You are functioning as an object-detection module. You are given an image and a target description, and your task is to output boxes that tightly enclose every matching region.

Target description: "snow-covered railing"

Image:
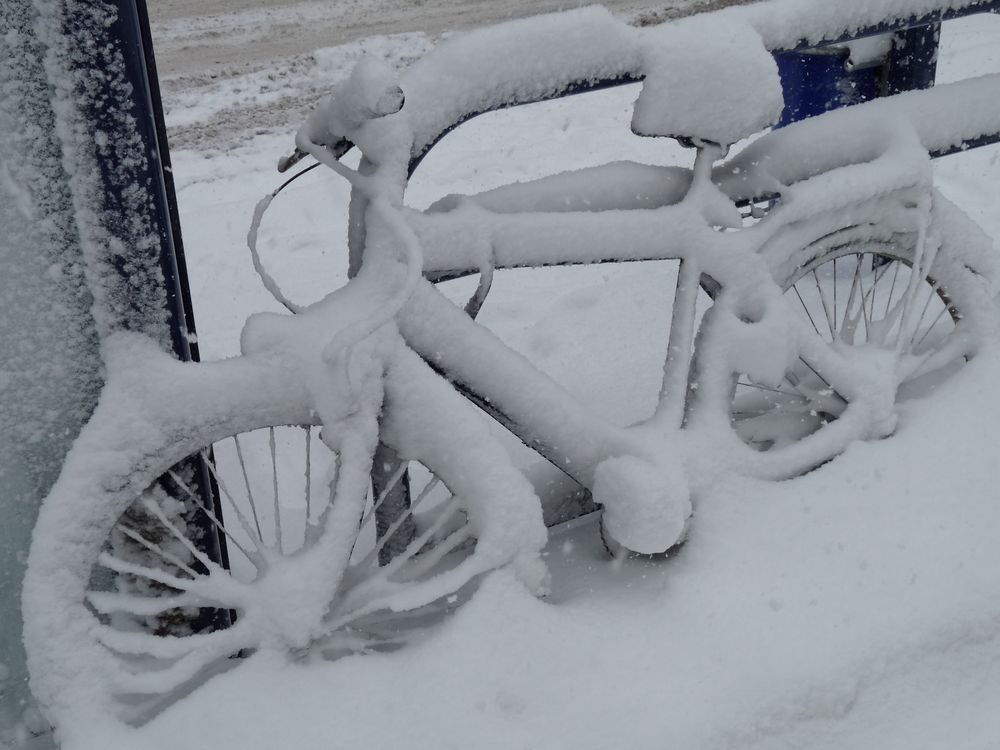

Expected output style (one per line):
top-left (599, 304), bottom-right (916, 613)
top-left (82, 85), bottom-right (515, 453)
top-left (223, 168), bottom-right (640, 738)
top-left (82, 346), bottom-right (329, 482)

top-left (744, 0), bottom-right (999, 50)
top-left (277, 1), bottom-right (999, 187)
top-left (396, 0), bottom-right (999, 172)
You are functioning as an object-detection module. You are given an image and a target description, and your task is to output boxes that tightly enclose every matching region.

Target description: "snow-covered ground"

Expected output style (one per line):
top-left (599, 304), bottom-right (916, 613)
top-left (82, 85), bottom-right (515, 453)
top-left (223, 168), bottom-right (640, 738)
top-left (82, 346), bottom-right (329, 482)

top-left (130, 6), bottom-right (1000, 748)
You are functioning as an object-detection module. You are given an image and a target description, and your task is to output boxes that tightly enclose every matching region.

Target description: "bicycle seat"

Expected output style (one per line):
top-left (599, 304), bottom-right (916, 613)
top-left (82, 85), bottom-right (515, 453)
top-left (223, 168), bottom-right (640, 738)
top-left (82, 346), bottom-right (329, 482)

top-left (631, 16), bottom-right (783, 147)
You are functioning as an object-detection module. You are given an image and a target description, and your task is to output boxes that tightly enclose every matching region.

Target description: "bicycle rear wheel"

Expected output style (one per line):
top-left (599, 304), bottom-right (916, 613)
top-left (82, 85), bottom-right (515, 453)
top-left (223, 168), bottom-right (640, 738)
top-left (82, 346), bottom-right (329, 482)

top-left (731, 191), bottom-right (997, 453)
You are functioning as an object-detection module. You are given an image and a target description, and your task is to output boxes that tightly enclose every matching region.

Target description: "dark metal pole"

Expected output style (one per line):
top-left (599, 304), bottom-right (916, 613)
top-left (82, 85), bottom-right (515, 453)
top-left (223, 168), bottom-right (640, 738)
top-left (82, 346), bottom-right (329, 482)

top-left (885, 22), bottom-right (941, 95)
top-left (73, 0), bottom-right (231, 604)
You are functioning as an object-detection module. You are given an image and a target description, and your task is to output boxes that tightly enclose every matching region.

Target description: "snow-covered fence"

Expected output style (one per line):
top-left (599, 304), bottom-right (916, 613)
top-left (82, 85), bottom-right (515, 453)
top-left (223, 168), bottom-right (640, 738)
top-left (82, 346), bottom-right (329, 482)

top-left (402, 1), bottom-right (1000, 175)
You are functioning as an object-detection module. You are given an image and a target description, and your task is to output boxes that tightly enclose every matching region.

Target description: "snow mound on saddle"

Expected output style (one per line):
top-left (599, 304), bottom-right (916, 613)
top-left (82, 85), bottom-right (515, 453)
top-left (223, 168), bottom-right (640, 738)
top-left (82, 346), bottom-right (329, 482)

top-left (632, 16), bottom-right (782, 145)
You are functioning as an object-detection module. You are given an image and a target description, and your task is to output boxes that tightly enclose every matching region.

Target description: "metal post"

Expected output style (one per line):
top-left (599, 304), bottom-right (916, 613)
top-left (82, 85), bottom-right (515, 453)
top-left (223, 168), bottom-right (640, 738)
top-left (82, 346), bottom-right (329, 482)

top-left (1, 1), bottom-right (229, 743)
top-left (69, 0), bottom-right (231, 619)
top-left (885, 22), bottom-right (941, 95)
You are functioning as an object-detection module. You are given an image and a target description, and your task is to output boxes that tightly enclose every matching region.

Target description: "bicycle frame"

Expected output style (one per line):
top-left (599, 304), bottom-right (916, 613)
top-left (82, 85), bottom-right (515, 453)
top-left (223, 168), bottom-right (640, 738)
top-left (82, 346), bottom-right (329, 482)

top-left (394, 134), bottom-right (927, 486)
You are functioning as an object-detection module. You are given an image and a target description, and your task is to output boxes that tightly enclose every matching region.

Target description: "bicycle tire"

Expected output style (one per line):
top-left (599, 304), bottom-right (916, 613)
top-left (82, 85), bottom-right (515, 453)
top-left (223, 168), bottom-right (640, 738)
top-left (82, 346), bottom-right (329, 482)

top-left (731, 189), bottom-right (997, 456)
top-left (23, 334), bottom-right (546, 741)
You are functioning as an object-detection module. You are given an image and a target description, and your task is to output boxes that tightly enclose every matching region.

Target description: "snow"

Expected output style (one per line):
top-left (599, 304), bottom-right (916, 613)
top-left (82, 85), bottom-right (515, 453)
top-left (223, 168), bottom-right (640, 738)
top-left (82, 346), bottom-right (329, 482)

top-left (116, 340), bottom-right (1000, 750)
top-left (632, 15), bottom-right (784, 144)
top-left (13, 2), bottom-right (1000, 748)
top-left (297, 57), bottom-right (404, 151)
top-left (733, 0), bottom-right (1000, 50)
top-left (0, 5), bottom-right (103, 744)
top-left (32, 0), bottom-right (174, 345)
top-left (400, 6), bottom-right (641, 158)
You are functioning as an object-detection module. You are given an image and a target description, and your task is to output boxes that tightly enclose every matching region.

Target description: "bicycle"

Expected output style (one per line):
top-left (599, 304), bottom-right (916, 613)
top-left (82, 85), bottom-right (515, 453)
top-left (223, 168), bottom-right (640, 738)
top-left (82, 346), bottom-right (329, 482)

top-left (22, 6), bottom-right (1000, 745)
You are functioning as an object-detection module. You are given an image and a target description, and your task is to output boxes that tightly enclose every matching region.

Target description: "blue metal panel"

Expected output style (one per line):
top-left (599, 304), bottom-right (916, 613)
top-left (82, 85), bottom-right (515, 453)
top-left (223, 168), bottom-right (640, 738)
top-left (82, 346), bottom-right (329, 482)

top-left (774, 48), bottom-right (881, 126)
top-left (885, 22), bottom-right (941, 95)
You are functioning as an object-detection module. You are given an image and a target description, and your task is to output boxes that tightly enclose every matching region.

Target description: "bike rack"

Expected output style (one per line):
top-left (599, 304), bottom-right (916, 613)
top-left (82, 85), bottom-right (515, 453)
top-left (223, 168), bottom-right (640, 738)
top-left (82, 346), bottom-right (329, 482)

top-left (408, 1), bottom-right (1000, 176)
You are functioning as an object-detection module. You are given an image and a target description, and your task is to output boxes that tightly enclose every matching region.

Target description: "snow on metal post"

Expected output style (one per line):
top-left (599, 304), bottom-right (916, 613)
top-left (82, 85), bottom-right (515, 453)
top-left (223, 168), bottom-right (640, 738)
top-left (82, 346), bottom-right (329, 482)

top-left (0, 5), bottom-right (102, 743)
top-left (774, 21), bottom-right (941, 129)
top-left (0, 0), bottom-right (226, 743)
top-left (54, 0), bottom-right (232, 615)
top-left (103, 0), bottom-right (233, 627)
top-left (885, 21), bottom-right (941, 95)
top-left (774, 46), bottom-right (882, 126)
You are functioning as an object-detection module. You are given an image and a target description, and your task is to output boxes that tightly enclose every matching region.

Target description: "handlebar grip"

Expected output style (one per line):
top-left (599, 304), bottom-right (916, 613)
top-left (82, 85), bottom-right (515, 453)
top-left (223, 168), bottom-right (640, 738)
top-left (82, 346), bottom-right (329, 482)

top-left (277, 139), bottom-right (354, 174)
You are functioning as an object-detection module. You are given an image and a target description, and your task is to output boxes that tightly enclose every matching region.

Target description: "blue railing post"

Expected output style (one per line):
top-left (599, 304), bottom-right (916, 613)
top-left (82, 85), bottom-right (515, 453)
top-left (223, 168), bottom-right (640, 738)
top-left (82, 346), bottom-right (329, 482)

top-left (885, 22), bottom-right (941, 95)
top-left (774, 47), bottom-right (881, 126)
top-left (774, 20), bottom-right (942, 129)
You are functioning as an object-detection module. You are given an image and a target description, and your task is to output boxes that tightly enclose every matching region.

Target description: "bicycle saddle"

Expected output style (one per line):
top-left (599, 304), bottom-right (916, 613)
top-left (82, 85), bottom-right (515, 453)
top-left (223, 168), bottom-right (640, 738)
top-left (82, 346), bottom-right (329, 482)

top-left (631, 16), bottom-right (783, 147)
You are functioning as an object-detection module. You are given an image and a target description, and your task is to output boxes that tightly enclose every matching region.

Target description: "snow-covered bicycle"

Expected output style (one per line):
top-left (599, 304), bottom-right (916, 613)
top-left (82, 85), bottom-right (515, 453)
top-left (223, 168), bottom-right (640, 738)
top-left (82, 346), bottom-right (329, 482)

top-left (22, 6), bottom-right (1000, 745)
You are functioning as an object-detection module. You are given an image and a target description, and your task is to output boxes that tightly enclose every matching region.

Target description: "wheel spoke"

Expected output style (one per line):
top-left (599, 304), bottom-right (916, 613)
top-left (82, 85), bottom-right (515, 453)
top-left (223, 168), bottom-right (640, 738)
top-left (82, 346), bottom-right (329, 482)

top-left (270, 427), bottom-right (283, 553)
top-left (114, 522), bottom-right (201, 579)
top-left (231, 435), bottom-right (264, 541)
top-left (858, 255), bottom-right (872, 341)
top-left (909, 282), bottom-right (943, 350)
top-left (166, 469), bottom-right (257, 565)
top-left (793, 284), bottom-right (822, 337)
top-left (393, 524), bottom-right (473, 583)
top-left (360, 461), bottom-right (408, 532)
top-left (867, 254), bottom-right (891, 325)
top-left (840, 253), bottom-right (865, 342)
top-left (98, 552), bottom-right (195, 591)
top-left (913, 304), bottom-right (950, 350)
top-left (369, 494), bottom-right (461, 582)
top-left (883, 260), bottom-right (902, 319)
top-left (861, 257), bottom-right (896, 345)
top-left (832, 256), bottom-right (838, 335)
top-left (812, 268), bottom-right (836, 339)
top-left (796, 356), bottom-right (844, 403)
top-left (736, 380), bottom-right (803, 398)
top-left (140, 496), bottom-right (221, 574)
top-left (201, 450), bottom-right (268, 556)
top-left (88, 590), bottom-right (200, 617)
top-left (304, 427), bottom-right (313, 523)
top-left (362, 479), bottom-right (444, 569)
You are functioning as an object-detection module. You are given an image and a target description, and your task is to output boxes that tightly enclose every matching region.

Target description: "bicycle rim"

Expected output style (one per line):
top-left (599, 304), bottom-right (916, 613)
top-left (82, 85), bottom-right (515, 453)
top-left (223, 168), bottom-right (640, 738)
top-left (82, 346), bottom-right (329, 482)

top-left (731, 204), bottom-right (992, 452)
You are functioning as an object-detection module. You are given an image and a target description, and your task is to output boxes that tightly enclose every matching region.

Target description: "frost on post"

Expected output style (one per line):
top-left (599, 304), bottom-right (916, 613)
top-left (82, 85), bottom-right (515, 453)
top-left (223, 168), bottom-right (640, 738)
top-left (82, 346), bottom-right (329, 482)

top-left (3, 0), bottom-right (193, 742)
top-left (34, 0), bottom-right (173, 344)
top-left (0, 2), bottom-right (101, 743)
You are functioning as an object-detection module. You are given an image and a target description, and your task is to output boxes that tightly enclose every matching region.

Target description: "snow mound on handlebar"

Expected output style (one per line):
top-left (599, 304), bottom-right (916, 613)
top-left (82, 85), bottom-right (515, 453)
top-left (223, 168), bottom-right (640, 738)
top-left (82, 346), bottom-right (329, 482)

top-left (299, 57), bottom-right (404, 149)
top-left (632, 16), bottom-right (783, 145)
top-left (400, 6), bottom-right (639, 156)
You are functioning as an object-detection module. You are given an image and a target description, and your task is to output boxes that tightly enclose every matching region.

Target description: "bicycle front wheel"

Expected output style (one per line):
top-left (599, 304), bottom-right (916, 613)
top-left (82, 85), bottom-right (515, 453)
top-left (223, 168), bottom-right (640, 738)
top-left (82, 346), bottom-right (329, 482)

top-left (23, 335), bottom-right (545, 741)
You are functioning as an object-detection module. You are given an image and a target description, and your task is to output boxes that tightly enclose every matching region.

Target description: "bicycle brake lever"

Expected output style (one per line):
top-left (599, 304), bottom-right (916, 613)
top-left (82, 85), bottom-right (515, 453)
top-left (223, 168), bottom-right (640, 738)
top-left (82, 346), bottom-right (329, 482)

top-left (277, 148), bottom-right (306, 173)
top-left (277, 139), bottom-right (355, 174)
